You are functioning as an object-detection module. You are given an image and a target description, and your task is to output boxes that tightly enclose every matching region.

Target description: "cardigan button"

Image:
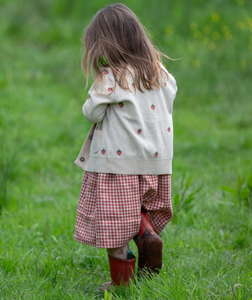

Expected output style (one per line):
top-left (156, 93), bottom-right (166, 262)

top-left (80, 157), bottom-right (85, 162)
top-left (89, 135), bottom-right (93, 140)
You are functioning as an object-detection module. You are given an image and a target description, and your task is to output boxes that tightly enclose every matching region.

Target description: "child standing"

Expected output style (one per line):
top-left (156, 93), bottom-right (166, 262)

top-left (74, 3), bottom-right (177, 287)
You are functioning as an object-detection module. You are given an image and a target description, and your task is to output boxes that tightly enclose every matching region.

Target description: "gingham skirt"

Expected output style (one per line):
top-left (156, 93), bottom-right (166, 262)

top-left (74, 172), bottom-right (172, 248)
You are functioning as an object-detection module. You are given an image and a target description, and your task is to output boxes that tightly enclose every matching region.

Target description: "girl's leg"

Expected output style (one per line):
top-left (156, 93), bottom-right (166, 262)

top-left (104, 243), bottom-right (135, 287)
top-left (107, 243), bottom-right (129, 259)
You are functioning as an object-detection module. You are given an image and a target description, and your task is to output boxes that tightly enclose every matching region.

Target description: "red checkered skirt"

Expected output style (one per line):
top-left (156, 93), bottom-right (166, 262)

top-left (74, 172), bottom-right (172, 248)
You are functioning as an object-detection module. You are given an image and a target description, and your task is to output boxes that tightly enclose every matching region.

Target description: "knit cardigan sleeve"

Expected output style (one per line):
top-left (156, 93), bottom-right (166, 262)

top-left (82, 70), bottom-right (115, 123)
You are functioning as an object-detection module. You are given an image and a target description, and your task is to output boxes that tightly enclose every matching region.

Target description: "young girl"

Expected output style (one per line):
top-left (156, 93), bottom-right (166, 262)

top-left (74, 3), bottom-right (177, 287)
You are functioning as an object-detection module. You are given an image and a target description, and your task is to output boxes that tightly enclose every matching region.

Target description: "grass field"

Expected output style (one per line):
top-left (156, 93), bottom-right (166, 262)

top-left (0, 0), bottom-right (252, 299)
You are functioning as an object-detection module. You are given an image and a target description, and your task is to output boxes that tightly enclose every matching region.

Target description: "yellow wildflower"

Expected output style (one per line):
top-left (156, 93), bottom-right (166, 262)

top-left (211, 13), bottom-right (220, 23)
top-left (212, 32), bottom-right (220, 40)
top-left (194, 31), bottom-right (202, 39)
top-left (247, 18), bottom-right (252, 26)
top-left (202, 37), bottom-right (209, 45)
top-left (203, 26), bottom-right (211, 34)
top-left (222, 26), bottom-right (230, 33)
top-left (193, 60), bottom-right (201, 67)
top-left (190, 23), bottom-right (198, 31)
top-left (225, 33), bottom-right (232, 40)
top-left (209, 43), bottom-right (216, 50)
top-left (236, 21), bottom-right (244, 29)
top-left (165, 25), bottom-right (174, 36)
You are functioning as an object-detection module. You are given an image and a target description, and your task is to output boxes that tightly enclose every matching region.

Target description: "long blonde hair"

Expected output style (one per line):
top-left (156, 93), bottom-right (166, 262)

top-left (82, 3), bottom-right (170, 92)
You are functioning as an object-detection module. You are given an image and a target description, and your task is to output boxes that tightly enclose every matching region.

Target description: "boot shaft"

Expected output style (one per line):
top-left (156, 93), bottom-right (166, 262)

top-left (108, 254), bottom-right (135, 286)
top-left (138, 211), bottom-right (156, 237)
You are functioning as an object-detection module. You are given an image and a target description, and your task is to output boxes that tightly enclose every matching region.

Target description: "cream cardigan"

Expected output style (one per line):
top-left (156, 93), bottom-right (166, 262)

top-left (75, 65), bottom-right (177, 175)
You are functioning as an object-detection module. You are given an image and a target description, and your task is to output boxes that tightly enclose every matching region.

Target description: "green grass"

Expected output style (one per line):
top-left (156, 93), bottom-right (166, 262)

top-left (0, 0), bottom-right (252, 299)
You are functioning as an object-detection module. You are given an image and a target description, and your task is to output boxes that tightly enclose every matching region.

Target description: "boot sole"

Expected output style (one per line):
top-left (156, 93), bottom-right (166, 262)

top-left (138, 235), bottom-right (162, 274)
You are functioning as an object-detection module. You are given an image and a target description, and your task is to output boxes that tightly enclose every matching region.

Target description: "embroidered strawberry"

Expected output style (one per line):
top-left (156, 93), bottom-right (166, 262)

top-left (132, 83), bottom-right (135, 88)
top-left (119, 102), bottom-right (124, 108)
top-left (117, 149), bottom-right (122, 156)
top-left (88, 95), bottom-right (91, 99)
top-left (103, 69), bottom-right (109, 75)
top-left (154, 152), bottom-right (159, 158)
top-left (108, 87), bottom-right (113, 91)
top-left (164, 82), bottom-right (167, 87)
top-left (101, 149), bottom-right (106, 155)
top-left (137, 128), bottom-right (142, 134)
top-left (167, 127), bottom-right (171, 132)
top-left (151, 104), bottom-right (155, 110)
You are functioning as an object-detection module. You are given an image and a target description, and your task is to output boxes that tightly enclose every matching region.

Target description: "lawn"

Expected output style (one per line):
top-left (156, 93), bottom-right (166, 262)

top-left (0, 0), bottom-right (252, 299)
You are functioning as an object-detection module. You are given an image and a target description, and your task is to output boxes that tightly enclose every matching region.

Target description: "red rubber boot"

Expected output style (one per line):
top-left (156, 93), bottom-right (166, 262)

top-left (134, 211), bottom-right (162, 275)
top-left (102, 255), bottom-right (136, 290)
top-left (109, 255), bottom-right (135, 285)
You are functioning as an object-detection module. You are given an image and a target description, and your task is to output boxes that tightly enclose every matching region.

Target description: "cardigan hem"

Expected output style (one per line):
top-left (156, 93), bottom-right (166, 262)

top-left (75, 155), bottom-right (172, 175)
